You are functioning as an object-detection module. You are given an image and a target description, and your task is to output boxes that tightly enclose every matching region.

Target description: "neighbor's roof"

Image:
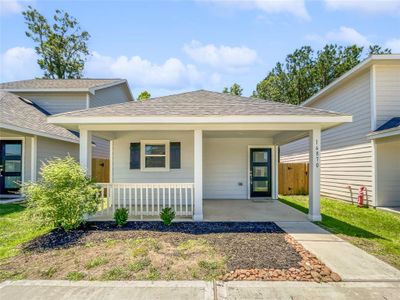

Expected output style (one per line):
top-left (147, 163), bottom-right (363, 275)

top-left (0, 91), bottom-right (79, 143)
top-left (0, 78), bottom-right (131, 95)
top-left (302, 54), bottom-right (400, 107)
top-left (50, 90), bottom-right (347, 118)
top-left (368, 117), bottom-right (400, 139)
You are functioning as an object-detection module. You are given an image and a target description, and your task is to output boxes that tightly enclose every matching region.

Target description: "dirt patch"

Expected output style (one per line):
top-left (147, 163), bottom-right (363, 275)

top-left (0, 222), bottom-right (339, 282)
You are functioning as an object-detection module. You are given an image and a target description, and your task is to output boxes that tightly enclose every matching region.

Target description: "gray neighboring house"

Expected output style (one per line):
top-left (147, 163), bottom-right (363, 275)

top-left (0, 79), bottom-right (133, 195)
top-left (281, 55), bottom-right (400, 208)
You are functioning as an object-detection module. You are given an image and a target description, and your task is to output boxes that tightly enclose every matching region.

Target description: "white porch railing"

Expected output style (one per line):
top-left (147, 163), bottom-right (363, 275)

top-left (96, 183), bottom-right (194, 219)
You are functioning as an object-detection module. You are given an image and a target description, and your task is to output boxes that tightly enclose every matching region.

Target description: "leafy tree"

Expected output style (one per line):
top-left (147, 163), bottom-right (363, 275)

top-left (22, 6), bottom-right (90, 79)
top-left (368, 45), bottom-right (391, 55)
top-left (222, 83), bottom-right (243, 96)
top-left (254, 44), bottom-right (391, 104)
top-left (137, 90), bottom-right (151, 101)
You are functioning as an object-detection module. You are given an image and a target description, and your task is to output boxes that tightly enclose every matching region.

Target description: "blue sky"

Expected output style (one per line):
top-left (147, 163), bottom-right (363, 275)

top-left (1, 0), bottom-right (399, 98)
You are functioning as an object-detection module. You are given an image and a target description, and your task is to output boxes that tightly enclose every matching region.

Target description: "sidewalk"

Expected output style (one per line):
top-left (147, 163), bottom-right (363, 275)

top-left (1, 280), bottom-right (400, 300)
top-left (276, 221), bottom-right (400, 281)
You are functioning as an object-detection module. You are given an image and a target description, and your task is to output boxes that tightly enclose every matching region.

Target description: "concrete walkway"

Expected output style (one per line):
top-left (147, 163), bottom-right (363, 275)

top-left (1, 280), bottom-right (400, 300)
top-left (276, 221), bottom-right (400, 281)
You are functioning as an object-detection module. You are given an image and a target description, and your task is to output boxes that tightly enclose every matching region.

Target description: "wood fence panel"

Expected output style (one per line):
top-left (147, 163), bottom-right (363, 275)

top-left (92, 158), bottom-right (110, 183)
top-left (278, 163), bottom-right (309, 195)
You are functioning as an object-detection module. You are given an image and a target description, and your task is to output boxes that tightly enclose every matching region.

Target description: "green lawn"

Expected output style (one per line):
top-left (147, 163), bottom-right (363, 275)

top-left (0, 203), bottom-right (51, 260)
top-left (280, 195), bottom-right (400, 269)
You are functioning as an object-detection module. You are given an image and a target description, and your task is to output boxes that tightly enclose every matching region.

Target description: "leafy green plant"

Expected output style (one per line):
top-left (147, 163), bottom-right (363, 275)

top-left (160, 207), bottom-right (175, 226)
top-left (22, 156), bottom-right (100, 230)
top-left (114, 208), bottom-right (129, 227)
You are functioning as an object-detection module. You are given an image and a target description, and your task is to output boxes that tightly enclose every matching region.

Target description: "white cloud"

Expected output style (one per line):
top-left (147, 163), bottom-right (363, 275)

top-left (183, 40), bottom-right (258, 72)
top-left (0, 46), bottom-right (40, 81)
top-left (86, 52), bottom-right (205, 90)
top-left (0, 0), bottom-right (31, 16)
top-left (200, 0), bottom-right (310, 20)
top-left (306, 26), bottom-right (370, 46)
top-left (385, 38), bottom-right (400, 53)
top-left (324, 0), bottom-right (400, 14)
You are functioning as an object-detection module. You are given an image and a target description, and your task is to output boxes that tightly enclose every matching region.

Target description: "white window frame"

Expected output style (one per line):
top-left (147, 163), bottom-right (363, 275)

top-left (140, 140), bottom-right (170, 172)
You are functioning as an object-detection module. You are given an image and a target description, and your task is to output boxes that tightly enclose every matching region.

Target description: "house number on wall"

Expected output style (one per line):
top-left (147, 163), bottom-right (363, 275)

top-left (315, 139), bottom-right (320, 168)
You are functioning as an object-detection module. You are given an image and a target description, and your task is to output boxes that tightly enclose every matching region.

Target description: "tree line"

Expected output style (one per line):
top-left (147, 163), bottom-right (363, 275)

top-left (22, 6), bottom-right (391, 105)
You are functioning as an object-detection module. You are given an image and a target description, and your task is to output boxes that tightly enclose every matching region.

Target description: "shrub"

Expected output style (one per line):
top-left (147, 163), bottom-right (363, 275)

top-left (160, 207), bottom-right (175, 226)
top-left (114, 208), bottom-right (129, 227)
top-left (22, 156), bottom-right (100, 230)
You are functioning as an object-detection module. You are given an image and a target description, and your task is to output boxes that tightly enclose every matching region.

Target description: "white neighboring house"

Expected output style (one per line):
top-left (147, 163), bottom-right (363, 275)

top-left (280, 55), bottom-right (400, 208)
top-left (48, 90), bottom-right (351, 221)
top-left (0, 79), bottom-right (133, 196)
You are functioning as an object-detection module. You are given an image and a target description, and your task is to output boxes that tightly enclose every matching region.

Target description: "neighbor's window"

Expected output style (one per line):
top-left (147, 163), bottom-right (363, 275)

top-left (141, 140), bottom-right (170, 171)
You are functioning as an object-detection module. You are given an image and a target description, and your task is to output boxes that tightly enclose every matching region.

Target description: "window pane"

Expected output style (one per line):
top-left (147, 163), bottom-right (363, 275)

top-left (145, 145), bottom-right (165, 155)
top-left (253, 180), bottom-right (269, 192)
top-left (5, 144), bottom-right (21, 157)
top-left (145, 156), bottom-right (166, 168)
top-left (253, 166), bottom-right (268, 177)
top-left (253, 151), bottom-right (268, 163)
top-left (5, 160), bottom-right (21, 172)
top-left (5, 176), bottom-right (21, 188)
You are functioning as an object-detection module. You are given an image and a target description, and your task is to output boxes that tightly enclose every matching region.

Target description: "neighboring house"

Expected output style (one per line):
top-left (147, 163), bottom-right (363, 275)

top-left (49, 90), bottom-right (351, 221)
top-left (0, 79), bottom-right (133, 195)
top-left (281, 55), bottom-right (400, 208)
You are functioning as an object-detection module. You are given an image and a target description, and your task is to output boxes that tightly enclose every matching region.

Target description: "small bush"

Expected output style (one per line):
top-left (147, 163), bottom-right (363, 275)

top-left (160, 207), bottom-right (175, 226)
top-left (114, 208), bottom-right (129, 227)
top-left (22, 156), bottom-right (100, 230)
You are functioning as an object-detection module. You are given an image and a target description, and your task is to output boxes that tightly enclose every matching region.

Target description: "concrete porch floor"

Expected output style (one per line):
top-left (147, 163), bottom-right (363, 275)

top-left (203, 199), bottom-right (309, 222)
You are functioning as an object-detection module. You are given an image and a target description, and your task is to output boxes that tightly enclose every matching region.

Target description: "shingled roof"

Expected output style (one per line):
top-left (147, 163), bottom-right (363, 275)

top-left (0, 91), bottom-right (79, 142)
top-left (0, 78), bottom-right (126, 91)
top-left (52, 90), bottom-right (345, 118)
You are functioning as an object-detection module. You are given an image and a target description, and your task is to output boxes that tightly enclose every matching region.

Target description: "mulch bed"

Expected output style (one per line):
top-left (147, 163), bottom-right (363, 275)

top-left (4, 222), bottom-right (341, 282)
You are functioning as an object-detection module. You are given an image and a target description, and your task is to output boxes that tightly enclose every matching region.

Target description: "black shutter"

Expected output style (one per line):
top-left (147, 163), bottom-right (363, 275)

top-left (170, 142), bottom-right (181, 169)
top-left (130, 143), bottom-right (140, 169)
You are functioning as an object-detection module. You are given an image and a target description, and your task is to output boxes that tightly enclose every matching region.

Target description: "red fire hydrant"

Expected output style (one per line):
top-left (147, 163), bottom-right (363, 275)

top-left (357, 186), bottom-right (366, 207)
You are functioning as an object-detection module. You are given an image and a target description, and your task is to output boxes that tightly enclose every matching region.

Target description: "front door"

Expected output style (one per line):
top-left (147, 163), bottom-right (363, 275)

top-left (250, 148), bottom-right (272, 198)
top-left (0, 140), bottom-right (23, 194)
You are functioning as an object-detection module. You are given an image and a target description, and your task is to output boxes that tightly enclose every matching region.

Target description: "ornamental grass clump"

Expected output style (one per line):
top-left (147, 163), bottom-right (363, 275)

top-left (22, 156), bottom-right (100, 230)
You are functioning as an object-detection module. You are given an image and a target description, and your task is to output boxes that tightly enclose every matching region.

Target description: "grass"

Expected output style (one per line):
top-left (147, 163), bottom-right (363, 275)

top-left (66, 271), bottom-right (85, 281)
top-left (85, 257), bottom-right (109, 269)
top-left (0, 203), bottom-right (51, 260)
top-left (280, 195), bottom-right (400, 269)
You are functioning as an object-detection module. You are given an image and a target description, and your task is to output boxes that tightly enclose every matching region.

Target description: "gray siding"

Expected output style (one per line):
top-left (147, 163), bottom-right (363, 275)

top-left (36, 136), bottom-right (79, 175)
top-left (375, 65), bottom-right (400, 128)
top-left (89, 84), bottom-right (131, 108)
top-left (93, 137), bottom-right (110, 159)
top-left (15, 92), bottom-right (87, 114)
top-left (281, 69), bottom-right (375, 204)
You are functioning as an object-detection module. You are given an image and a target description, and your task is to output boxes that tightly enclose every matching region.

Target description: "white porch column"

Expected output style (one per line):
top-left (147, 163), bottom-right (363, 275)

top-left (79, 128), bottom-right (92, 176)
top-left (30, 136), bottom-right (37, 182)
top-left (308, 128), bottom-right (322, 221)
top-left (193, 129), bottom-right (203, 221)
top-left (272, 145), bottom-right (279, 200)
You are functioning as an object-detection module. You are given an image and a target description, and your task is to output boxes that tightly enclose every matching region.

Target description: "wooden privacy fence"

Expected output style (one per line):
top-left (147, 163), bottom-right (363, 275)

top-left (92, 158), bottom-right (110, 183)
top-left (278, 163), bottom-right (309, 195)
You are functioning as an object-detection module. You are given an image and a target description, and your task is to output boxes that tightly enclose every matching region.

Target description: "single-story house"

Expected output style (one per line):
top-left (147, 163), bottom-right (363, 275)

top-left (48, 90), bottom-right (352, 221)
top-left (0, 79), bottom-right (133, 195)
top-left (281, 55), bottom-right (400, 208)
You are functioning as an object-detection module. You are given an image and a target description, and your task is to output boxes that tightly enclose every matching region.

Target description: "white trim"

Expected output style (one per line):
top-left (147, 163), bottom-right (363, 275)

top-left (48, 115), bottom-right (352, 125)
top-left (273, 145), bottom-right (279, 199)
top-left (193, 129), bottom-right (203, 221)
top-left (140, 140), bottom-right (170, 172)
top-left (79, 129), bottom-right (92, 176)
top-left (370, 65), bottom-right (377, 131)
top-left (85, 93), bottom-right (90, 109)
top-left (30, 136), bottom-right (37, 182)
top-left (371, 139), bottom-right (378, 207)
top-left (247, 145), bottom-right (276, 200)
top-left (110, 139), bottom-right (113, 183)
top-left (302, 55), bottom-right (400, 107)
top-left (0, 123), bottom-right (79, 144)
top-left (367, 127), bottom-right (400, 140)
top-left (308, 128), bottom-right (321, 221)
top-left (0, 136), bottom-right (25, 185)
